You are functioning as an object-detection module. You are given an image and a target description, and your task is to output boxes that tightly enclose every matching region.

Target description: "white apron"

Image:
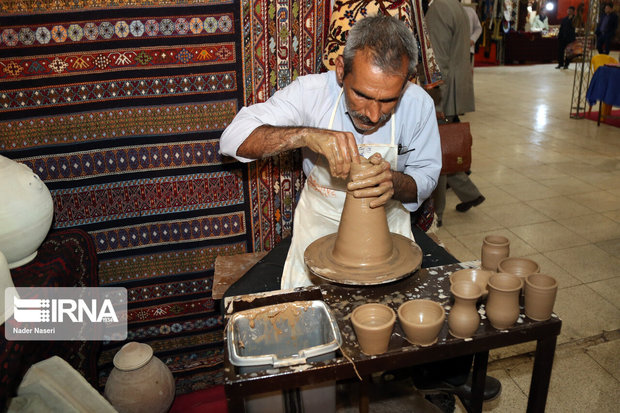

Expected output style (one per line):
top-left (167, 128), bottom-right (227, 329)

top-left (280, 89), bottom-right (414, 289)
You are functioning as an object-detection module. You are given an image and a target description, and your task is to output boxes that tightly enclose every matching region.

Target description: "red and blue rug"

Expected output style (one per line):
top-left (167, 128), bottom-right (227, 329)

top-left (0, 0), bottom-right (326, 394)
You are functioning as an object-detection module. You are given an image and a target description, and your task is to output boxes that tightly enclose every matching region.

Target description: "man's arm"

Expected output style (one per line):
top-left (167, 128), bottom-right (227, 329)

top-left (237, 125), bottom-right (359, 179)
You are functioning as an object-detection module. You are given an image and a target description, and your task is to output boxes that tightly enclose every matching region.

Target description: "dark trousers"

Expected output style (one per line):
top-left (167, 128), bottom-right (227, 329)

top-left (558, 41), bottom-right (569, 67)
top-left (221, 221), bottom-right (474, 386)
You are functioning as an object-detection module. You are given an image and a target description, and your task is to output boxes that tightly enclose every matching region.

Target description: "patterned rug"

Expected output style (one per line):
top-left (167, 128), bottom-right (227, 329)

top-left (0, 0), bottom-right (326, 394)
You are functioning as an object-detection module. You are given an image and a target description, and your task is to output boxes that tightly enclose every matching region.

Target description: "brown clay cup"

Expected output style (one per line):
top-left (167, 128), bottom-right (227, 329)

top-left (486, 273), bottom-right (523, 330)
top-left (350, 303), bottom-right (396, 355)
top-left (449, 268), bottom-right (493, 298)
top-left (497, 257), bottom-right (540, 289)
top-left (524, 273), bottom-right (558, 321)
top-left (481, 235), bottom-right (510, 271)
top-left (448, 281), bottom-right (482, 339)
top-left (397, 299), bottom-right (445, 346)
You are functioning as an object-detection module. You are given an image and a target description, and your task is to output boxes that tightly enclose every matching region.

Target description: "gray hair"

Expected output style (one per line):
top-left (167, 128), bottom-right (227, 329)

top-left (343, 14), bottom-right (418, 79)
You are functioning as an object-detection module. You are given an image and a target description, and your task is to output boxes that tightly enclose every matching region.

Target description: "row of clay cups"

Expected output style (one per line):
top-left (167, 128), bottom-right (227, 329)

top-left (350, 300), bottom-right (445, 355)
top-left (449, 271), bottom-right (558, 333)
top-left (487, 273), bottom-right (558, 329)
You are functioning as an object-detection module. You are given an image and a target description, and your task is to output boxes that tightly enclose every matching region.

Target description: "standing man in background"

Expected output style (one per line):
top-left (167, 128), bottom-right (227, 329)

top-left (596, 2), bottom-right (619, 55)
top-left (462, 2), bottom-right (482, 66)
top-left (426, 0), bottom-right (485, 227)
top-left (557, 6), bottom-right (576, 69)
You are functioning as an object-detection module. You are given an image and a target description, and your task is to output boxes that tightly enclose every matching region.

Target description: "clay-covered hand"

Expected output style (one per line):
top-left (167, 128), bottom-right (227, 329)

top-left (347, 153), bottom-right (394, 208)
top-left (304, 129), bottom-right (360, 178)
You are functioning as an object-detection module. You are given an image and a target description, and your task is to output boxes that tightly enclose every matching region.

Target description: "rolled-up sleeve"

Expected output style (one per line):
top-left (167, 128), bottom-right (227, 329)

top-left (398, 92), bottom-right (442, 212)
top-left (219, 79), bottom-right (306, 163)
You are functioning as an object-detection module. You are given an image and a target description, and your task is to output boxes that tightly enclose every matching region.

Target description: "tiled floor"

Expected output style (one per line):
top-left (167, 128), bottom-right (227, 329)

top-left (337, 62), bottom-right (620, 412)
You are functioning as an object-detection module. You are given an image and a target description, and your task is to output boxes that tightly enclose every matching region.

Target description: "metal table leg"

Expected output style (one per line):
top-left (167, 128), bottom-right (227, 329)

top-left (527, 335), bottom-right (558, 413)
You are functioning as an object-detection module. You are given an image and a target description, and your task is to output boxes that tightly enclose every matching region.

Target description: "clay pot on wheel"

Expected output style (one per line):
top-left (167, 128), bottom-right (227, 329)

top-left (104, 342), bottom-right (175, 413)
top-left (448, 281), bottom-right (482, 339)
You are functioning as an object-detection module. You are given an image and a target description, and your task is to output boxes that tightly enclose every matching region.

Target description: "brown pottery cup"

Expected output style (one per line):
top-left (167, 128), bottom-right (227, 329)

top-left (397, 299), bottom-right (445, 346)
top-left (350, 303), bottom-right (396, 355)
top-left (449, 268), bottom-right (493, 298)
top-left (448, 281), bottom-right (482, 339)
top-left (524, 273), bottom-right (558, 321)
top-left (497, 257), bottom-right (540, 289)
top-left (481, 235), bottom-right (510, 271)
top-left (486, 273), bottom-right (523, 330)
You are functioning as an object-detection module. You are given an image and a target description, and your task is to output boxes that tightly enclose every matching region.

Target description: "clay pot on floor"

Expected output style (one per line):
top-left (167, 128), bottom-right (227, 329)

top-left (486, 273), bottom-right (522, 330)
top-left (351, 303), bottom-right (396, 355)
top-left (448, 281), bottom-right (482, 339)
top-left (481, 235), bottom-right (510, 271)
top-left (104, 342), bottom-right (175, 413)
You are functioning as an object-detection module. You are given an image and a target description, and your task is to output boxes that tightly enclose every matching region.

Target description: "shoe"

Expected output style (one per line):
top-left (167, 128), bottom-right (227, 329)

top-left (563, 66), bottom-right (569, 69)
top-left (555, 65), bottom-right (562, 69)
top-left (416, 374), bottom-right (502, 402)
top-left (457, 375), bottom-right (502, 401)
top-left (437, 219), bottom-right (442, 227)
top-left (455, 195), bottom-right (485, 212)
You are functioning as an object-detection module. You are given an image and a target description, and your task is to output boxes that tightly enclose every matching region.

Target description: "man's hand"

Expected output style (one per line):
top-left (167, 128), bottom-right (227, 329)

top-left (237, 125), bottom-right (359, 178)
top-left (303, 129), bottom-right (360, 179)
top-left (346, 153), bottom-right (394, 208)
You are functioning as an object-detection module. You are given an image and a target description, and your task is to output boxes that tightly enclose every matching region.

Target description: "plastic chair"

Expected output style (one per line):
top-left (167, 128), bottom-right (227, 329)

top-left (590, 54), bottom-right (619, 73)
top-left (589, 55), bottom-right (619, 121)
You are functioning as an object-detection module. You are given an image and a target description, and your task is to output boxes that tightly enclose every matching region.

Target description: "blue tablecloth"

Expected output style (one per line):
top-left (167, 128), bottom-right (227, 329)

top-left (586, 65), bottom-right (620, 107)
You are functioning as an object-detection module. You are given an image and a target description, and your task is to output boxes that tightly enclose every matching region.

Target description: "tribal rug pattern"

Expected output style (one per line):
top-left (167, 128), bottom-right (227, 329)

top-left (0, 0), bottom-right (327, 394)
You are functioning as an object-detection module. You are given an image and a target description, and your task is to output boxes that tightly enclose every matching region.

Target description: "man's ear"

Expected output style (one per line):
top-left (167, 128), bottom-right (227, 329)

top-left (335, 55), bottom-right (345, 86)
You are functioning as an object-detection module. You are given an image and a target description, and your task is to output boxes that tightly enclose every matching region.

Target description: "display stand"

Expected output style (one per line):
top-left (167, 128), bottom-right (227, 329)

top-left (570, 0), bottom-right (600, 119)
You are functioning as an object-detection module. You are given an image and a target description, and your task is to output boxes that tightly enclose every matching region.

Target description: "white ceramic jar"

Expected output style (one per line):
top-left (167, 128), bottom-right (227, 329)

top-left (0, 155), bottom-right (54, 268)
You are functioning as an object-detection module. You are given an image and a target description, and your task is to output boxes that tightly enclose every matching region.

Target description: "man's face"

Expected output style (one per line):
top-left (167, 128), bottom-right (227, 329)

top-left (568, 8), bottom-right (574, 17)
top-left (335, 51), bottom-right (408, 134)
top-left (605, 5), bottom-right (612, 14)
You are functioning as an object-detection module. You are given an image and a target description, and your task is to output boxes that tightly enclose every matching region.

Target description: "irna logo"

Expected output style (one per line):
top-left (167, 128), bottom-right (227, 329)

top-left (13, 297), bottom-right (119, 323)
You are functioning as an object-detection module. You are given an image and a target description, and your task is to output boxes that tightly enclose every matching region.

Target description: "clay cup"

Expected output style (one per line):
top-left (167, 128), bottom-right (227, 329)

top-left (481, 235), bottom-right (510, 271)
top-left (397, 299), bottom-right (445, 346)
top-left (497, 257), bottom-right (540, 289)
top-left (524, 273), bottom-right (558, 321)
top-left (449, 268), bottom-right (493, 298)
top-left (350, 303), bottom-right (396, 355)
top-left (486, 273), bottom-right (523, 329)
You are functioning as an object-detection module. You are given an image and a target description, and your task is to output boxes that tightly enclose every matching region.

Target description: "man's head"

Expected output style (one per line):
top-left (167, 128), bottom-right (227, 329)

top-left (334, 15), bottom-right (418, 133)
top-left (604, 2), bottom-right (613, 14)
top-left (567, 6), bottom-right (575, 17)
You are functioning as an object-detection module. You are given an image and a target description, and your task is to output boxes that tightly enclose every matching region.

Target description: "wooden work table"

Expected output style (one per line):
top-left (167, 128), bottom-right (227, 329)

top-left (223, 262), bottom-right (562, 413)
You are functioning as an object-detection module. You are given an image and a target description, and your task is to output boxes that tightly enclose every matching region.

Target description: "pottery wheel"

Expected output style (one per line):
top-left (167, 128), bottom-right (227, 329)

top-left (304, 233), bottom-right (422, 285)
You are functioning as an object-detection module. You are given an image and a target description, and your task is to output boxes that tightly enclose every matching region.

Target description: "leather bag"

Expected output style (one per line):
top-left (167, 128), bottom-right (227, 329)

top-left (438, 122), bottom-right (472, 174)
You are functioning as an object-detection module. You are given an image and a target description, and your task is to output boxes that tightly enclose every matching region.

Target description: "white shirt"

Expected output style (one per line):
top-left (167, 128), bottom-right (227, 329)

top-left (219, 71), bottom-right (442, 212)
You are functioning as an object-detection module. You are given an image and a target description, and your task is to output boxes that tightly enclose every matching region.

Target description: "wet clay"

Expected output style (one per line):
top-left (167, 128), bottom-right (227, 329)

top-left (304, 157), bottom-right (422, 285)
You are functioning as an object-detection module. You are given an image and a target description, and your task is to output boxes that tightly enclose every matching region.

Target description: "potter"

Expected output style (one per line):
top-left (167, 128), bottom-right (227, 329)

top-left (219, 15), bottom-right (441, 290)
top-left (219, 14), bottom-right (499, 406)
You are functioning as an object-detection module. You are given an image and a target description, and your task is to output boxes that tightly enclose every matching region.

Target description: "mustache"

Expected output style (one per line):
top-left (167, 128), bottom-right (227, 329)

top-left (349, 110), bottom-right (390, 127)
